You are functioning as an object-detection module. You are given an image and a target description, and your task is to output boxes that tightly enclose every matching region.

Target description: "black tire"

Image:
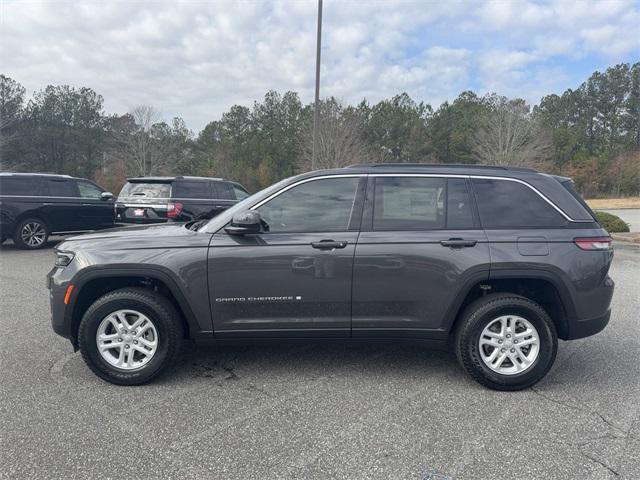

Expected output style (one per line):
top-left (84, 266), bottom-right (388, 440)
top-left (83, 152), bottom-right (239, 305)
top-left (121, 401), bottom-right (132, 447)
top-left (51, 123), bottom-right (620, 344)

top-left (13, 217), bottom-right (49, 249)
top-left (454, 293), bottom-right (557, 391)
top-left (78, 287), bottom-right (184, 385)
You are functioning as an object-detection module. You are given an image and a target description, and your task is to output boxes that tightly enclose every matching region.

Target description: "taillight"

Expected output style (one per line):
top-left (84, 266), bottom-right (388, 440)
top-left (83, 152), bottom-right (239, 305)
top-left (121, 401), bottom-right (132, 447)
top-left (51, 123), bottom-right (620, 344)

top-left (166, 202), bottom-right (183, 219)
top-left (574, 237), bottom-right (612, 250)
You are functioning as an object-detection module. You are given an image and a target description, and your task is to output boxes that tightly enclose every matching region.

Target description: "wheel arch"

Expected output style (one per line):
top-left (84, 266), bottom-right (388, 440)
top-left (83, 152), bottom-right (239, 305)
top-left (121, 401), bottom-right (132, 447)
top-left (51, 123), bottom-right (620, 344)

top-left (13, 212), bottom-right (50, 236)
top-left (447, 270), bottom-right (575, 340)
top-left (68, 266), bottom-right (204, 348)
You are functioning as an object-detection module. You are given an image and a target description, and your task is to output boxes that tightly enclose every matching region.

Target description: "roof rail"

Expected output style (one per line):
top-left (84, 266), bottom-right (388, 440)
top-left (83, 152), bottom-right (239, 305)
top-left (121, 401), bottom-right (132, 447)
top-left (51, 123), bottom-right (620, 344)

top-left (346, 163), bottom-right (538, 172)
top-left (0, 171), bottom-right (73, 178)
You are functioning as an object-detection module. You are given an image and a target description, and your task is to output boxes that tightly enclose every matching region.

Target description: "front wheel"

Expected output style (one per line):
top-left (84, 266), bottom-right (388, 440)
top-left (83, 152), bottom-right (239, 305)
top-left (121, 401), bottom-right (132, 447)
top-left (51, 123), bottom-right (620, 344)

top-left (454, 293), bottom-right (558, 391)
top-left (78, 288), bottom-right (184, 385)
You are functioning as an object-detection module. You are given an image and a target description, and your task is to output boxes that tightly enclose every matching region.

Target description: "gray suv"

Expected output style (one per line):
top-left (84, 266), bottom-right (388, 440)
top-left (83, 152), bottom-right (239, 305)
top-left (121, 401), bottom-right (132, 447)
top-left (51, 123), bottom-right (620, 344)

top-left (47, 164), bottom-right (614, 390)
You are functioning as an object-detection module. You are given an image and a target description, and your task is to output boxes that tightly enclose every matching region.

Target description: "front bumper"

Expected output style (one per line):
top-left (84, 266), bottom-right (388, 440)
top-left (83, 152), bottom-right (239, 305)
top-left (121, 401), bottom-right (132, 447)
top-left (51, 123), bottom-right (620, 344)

top-left (47, 265), bottom-right (77, 344)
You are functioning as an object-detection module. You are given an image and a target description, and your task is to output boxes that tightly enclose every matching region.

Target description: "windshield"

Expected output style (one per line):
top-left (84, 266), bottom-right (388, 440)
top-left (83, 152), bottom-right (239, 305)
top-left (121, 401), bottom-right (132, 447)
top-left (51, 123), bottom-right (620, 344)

top-left (200, 176), bottom-right (293, 233)
top-left (119, 182), bottom-right (171, 199)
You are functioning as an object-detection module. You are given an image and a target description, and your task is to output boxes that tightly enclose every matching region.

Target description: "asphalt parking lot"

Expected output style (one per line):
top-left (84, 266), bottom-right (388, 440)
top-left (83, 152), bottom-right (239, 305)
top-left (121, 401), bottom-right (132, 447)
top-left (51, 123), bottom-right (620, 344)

top-left (1, 239), bottom-right (639, 480)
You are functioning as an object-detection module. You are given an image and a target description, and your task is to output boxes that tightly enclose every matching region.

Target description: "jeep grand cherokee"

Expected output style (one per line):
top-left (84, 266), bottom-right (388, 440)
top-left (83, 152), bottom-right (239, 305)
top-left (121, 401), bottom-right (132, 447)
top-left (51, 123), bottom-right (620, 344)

top-left (47, 164), bottom-right (614, 390)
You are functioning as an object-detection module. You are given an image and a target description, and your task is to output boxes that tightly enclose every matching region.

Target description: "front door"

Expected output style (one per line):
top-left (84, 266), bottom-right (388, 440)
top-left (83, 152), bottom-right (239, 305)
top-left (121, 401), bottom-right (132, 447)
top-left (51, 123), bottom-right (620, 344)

top-left (208, 176), bottom-right (365, 338)
top-left (76, 180), bottom-right (114, 230)
top-left (352, 176), bottom-right (490, 339)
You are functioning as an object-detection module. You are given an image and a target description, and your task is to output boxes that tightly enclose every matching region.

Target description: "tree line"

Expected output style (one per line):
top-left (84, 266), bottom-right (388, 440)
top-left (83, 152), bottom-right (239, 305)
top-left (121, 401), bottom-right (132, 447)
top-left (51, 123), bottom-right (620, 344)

top-left (1, 62), bottom-right (638, 197)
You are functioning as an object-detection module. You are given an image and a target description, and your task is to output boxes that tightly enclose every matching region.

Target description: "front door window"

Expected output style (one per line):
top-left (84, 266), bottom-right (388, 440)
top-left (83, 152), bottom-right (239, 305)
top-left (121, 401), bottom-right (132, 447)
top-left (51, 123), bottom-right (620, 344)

top-left (256, 177), bottom-right (359, 233)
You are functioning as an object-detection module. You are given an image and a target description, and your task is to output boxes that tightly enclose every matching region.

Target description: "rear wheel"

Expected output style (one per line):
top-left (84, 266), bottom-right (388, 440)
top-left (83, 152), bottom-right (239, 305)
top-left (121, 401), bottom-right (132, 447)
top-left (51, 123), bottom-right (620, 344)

top-left (454, 293), bottom-right (557, 391)
top-left (13, 218), bottom-right (49, 249)
top-left (78, 288), bottom-right (184, 385)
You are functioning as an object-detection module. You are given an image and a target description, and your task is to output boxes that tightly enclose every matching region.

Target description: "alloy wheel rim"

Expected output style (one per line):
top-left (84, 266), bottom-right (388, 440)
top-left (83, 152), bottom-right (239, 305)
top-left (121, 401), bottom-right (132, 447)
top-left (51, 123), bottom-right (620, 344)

top-left (96, 310), bottom-right (159, 370)
top-left (21, 222), bottom-right (46, 246)
top-left (478, 315), bottom-right (540, 375)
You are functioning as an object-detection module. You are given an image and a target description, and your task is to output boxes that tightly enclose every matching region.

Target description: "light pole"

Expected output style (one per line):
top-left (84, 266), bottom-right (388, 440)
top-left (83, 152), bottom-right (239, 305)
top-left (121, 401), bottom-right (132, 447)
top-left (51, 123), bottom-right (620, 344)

top-left (311, 0), bottom-right (323, 170)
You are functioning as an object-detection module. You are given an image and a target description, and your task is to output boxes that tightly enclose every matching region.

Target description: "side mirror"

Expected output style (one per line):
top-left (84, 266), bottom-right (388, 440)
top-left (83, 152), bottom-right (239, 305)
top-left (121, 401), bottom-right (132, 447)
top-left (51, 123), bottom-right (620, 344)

top-left (100, 192), bottom-right (114, 201)
top-left (225, 210), bottom-right (262, 236)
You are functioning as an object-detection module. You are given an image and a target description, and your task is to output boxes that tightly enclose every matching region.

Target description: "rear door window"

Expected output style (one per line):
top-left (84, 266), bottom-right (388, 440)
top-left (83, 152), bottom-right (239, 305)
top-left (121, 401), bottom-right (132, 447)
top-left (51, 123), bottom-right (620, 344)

top-left (372, 177), bottom-right (474, 231)
top-left (46, 179), bottom-right (78, 197)
top-left (119, 182), bottom-right (171, 199)
top-left (173, 181), bottom-right (212, 199)
top-left (472, 178), bottom-right (567, 228)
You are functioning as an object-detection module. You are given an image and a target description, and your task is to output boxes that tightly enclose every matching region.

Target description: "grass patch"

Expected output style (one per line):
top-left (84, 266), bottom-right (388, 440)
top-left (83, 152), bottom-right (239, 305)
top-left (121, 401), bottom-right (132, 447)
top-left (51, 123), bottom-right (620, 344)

top-left (594, 211), bottom-right (630, 233)
top-left (586, 197), bottom-right (640, 209)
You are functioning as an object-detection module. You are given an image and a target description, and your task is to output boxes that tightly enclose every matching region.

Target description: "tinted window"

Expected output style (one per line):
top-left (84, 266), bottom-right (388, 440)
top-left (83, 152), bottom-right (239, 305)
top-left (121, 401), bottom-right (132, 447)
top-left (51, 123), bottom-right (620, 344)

top-left (0, 177), bottom-right (37, 195)
top-left (257, 177), bottom-right (359, 233)
top-left (373, 177), bottom-right (474, 231)
top-left (119, 182), bottom-right (171, 199)
top-left (173, 181), bottom-right (211, 199)
top-left (232, 184), bottom-right (249, 200)
top-left (472, 178), bottom-right (566, 228)
top-left (447, 179), bottom-right (474, 229)
top-left (47, 179), bottom-right (77, 197)
top-left (77, 180), bottom-right (102, 199)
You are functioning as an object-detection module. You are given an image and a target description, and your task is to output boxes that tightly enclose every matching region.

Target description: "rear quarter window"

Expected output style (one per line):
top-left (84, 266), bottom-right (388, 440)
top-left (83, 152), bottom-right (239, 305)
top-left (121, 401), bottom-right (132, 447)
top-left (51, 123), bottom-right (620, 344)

top-left (173, 181), bottom-right (212, 199)
top-left (0, 177), bottom-right (39, 195)
top-left (472, 178), bottom-right (567, 228)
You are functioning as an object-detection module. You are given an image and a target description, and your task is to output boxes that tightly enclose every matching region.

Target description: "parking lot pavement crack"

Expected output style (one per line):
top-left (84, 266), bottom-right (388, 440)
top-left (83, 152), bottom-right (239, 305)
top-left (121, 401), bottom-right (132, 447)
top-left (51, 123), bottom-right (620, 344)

top-left (579, 451), bottom-right (620, 478)
top-left (529, 386), bottom-right (634, 439)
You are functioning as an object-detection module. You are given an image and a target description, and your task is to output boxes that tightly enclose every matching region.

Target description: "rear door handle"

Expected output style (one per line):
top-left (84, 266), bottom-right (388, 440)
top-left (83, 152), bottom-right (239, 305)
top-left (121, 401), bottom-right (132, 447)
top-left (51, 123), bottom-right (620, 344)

top-left (311, 240), bottom-right (348, 250)
top-left (440, 238), bottom-right (477, 248)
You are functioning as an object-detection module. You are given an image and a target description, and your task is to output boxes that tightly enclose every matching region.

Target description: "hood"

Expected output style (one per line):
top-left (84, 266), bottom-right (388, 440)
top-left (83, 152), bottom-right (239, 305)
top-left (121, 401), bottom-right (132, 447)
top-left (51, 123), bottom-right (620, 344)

top-left (56, 222), bottom-right (211, 252)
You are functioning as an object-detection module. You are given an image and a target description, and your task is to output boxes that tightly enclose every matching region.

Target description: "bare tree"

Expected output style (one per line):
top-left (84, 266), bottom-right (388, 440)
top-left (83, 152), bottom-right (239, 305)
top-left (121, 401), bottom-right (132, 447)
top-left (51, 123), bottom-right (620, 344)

top-left (471, 98), bottom-right (552, 167)
top-left (298, 98), bottom-right (373, 171)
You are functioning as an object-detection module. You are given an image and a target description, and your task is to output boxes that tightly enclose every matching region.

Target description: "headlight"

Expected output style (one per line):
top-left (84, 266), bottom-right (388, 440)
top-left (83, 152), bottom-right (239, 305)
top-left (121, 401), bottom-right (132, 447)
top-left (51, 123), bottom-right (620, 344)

top-left (55, 251), bottom-right (75, 267)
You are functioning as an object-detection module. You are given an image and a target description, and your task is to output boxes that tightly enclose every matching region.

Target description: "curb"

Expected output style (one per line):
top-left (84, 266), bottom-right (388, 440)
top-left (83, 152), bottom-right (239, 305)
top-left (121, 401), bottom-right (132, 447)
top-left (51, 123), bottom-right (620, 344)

top-left (611, 233), bottom-right (640, 244)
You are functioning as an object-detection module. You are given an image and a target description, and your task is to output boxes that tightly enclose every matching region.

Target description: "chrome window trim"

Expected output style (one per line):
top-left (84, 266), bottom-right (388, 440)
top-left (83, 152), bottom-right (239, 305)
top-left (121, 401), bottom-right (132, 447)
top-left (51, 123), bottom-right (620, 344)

top-left (370, 173), bottom-right (575, 222)
top-left (249, 174), bottom-right (364, 210)
top-left (0, 195), bottom-right (100, 200)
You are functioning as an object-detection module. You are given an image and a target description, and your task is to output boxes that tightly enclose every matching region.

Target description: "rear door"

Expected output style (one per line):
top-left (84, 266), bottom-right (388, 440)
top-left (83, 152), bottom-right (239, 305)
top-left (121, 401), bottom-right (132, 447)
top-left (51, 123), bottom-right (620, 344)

top-left (352, 175), bottom-right (490, 339)
top-left (76, 180), bottom-right (114, 230)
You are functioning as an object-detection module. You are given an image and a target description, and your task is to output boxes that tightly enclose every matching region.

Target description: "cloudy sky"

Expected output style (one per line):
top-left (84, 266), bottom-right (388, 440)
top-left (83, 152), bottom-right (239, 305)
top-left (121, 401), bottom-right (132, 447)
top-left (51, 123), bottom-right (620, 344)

top-left (1, 0), bottom-right (639, 132)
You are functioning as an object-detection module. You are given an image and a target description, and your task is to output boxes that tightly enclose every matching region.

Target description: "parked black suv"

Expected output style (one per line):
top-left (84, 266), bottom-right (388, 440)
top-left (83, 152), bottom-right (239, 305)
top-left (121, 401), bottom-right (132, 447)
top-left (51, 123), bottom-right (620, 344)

top-left (0, 173), bottom-right (114, 249)
top-left (115, 176), bottom-right (249, 224)
top-left (48, 164), bottom-right (614, 390)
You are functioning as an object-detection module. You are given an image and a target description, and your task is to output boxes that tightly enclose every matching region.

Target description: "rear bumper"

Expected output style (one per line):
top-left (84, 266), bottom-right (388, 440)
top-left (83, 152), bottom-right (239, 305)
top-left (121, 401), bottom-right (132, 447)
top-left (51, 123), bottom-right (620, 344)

top-left (565, 309), bottom-right (611, 340)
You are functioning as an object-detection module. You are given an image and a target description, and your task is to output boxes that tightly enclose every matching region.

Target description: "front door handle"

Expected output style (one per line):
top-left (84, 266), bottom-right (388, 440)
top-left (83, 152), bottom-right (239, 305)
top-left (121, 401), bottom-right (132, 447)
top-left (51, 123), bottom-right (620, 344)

top-left (440, 238), bottom-right (477, 248)
top-left (311, 240), bottom-right (348, 250)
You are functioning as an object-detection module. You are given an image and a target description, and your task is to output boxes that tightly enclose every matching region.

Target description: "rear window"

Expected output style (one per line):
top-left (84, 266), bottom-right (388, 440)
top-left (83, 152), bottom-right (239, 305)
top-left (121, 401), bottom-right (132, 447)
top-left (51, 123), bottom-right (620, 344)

top-left (119, 182), bottom-right (171, 199)
top-left (0, 177), bottom-right (37, 195)
top-left (173, 181), bottom-right (212, 199)
top-left (472, 178), bottom-right (567, 228)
